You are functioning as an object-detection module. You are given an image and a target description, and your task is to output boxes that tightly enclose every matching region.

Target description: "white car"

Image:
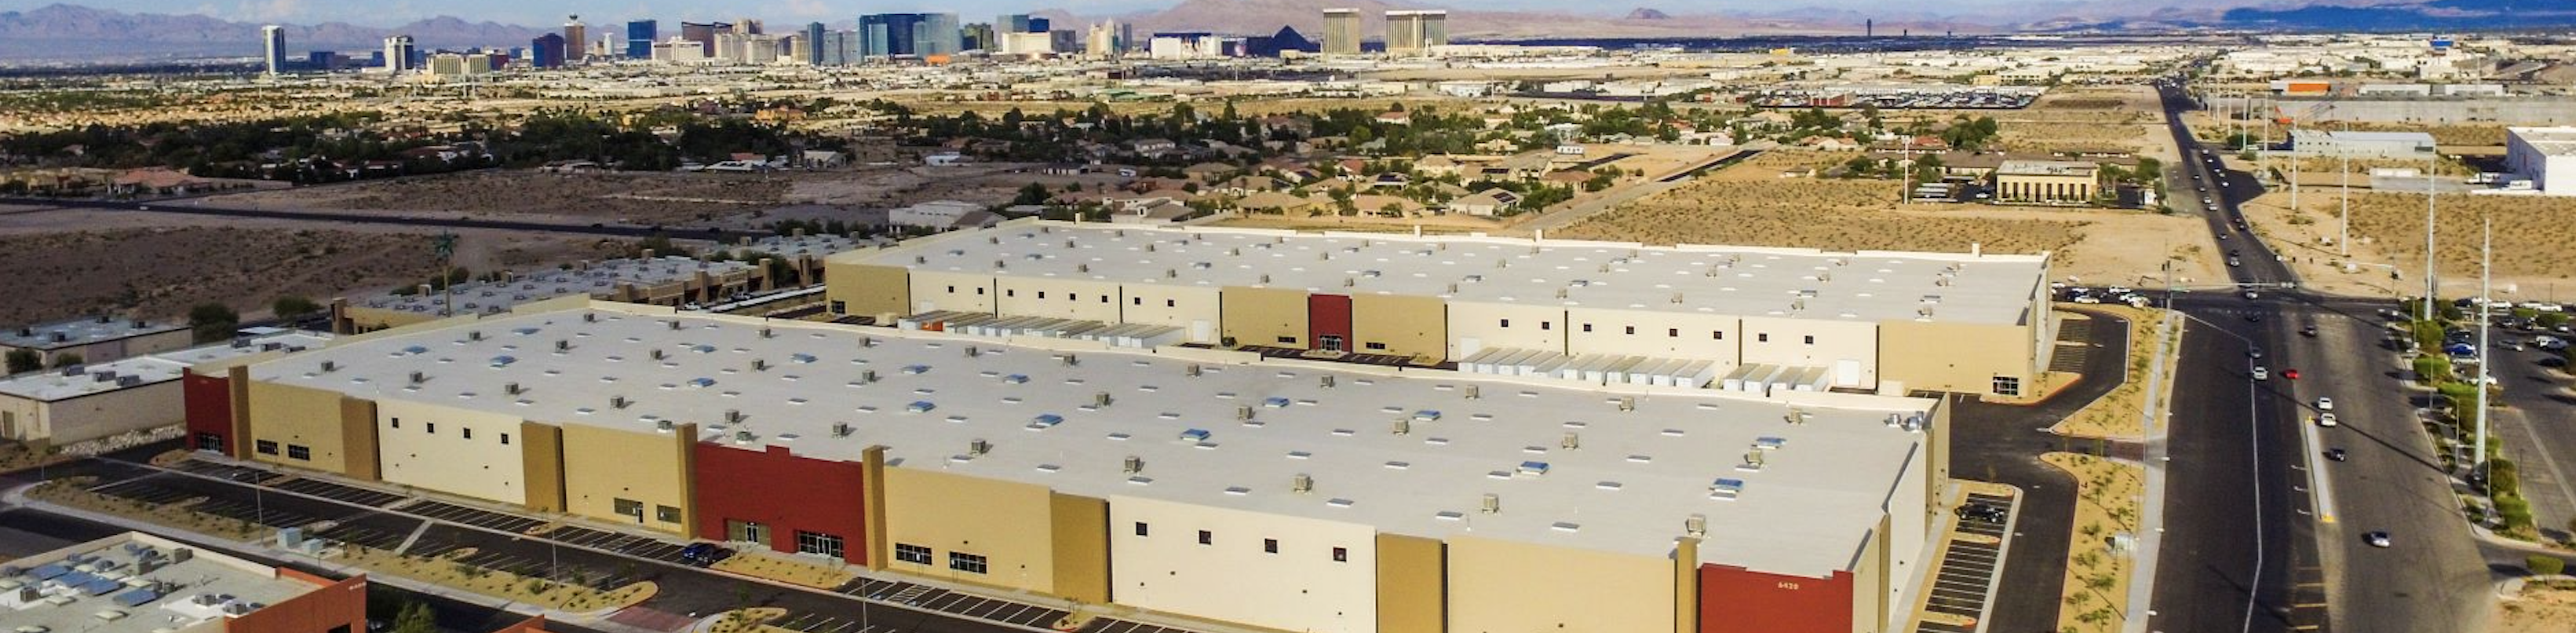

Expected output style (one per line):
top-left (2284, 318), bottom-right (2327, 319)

top-left (2364, 531), bottom-right (2392, 547)
top-left (2315, 397), bottom-right (2334, 411)
top-left (2317, 412), bottom-right (2337, 427)
top-left (2074, 295), bottom-right (2103, 304)
top-left (2252, 366), bottom-right (2269, 380)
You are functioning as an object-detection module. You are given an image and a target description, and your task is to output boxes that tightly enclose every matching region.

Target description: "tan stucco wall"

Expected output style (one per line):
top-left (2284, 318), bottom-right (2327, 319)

top-left (1444, 302), bottom-right (1566, 358)
top-left (1564, 307), bottom-right (1741, 364)
top-left (0, 383), bottom-right (177, 445)
top-left (1220, 286), bottom-right (1309, 348)
top-left (1876, 320), bottom-right (2037, 396)
top-left (1377, 533), bottom-right (1446, 633)
top-left (374, 399), bottom-right (527, 506)
top-left (1118, 284), bottom-right (1224, 343)
top-left (825, 262), bottom-right (913, 320)
top-left (243, 379), bottom-right (369, 476)
top-left (342, 306), bottom-right (441, 333)
top-left (1351, 293), bottom-right (1447, 361)
top-left (1107, 495), bottom-right (1378, 633)
top-left (880, 466), bottom-right (1060, 595)
top-left (1739, 316), bottom-right (1881, 388)
top-left (520, 423), bottom-right (565, 512)
top-left (1850, 518), bottom-right (1891, 633)
top-left (559, 423), bottom-right (695, 534)
top-left (1049, 492), bottom-right (1111, 604)
top-left (1448, 536), bottom-right (1674, 633)
top-left (908, 270), bottom-right (998, 314)
top-left (995, 276), bottom-right (1126, 323)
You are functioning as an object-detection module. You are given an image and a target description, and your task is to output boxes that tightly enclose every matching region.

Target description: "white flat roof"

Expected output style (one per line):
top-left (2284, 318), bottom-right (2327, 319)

top-left (2512, 126), bottom-right (2576, 157)
top-left (840, 221), bottom-right (2045, 327)
top-left (0, 331), bottom-right (328, 401)
top-left (352, 256), bottom-right (753, 315)
top-left (0, 532), bottom-right (323, 633)
top-left (0, 316), bottom-right (186, 352)
top-left (253, 305), bottom-right (1935, 576)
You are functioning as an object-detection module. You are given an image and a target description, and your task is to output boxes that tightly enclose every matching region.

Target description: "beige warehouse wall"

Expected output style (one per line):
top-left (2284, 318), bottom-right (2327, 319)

top-left (881, 467), bottom-right (1060, 596)
top-left (1883, 443), bottom-right (1930, 621)
top-left (559, 423), bottom-right (695, 535)
top-left (1351, 294), bottom-right (1447, 361)
top-left (1564, 307), bottom-right (1742, 364)
top-left (520, 423), bottom-right (565, 512)
top-left (1443, 302), bottom-right (1567, 358)
top-left (34, 381), bottom-right (188, 445)
top-left (1876, 320), bottom-right (2036, 397)
top-left (1739, 316), bottom-right (1880, 388)
top-left (1049, 493), bottom-right (1111, 604)
top-left (1219, 286), bottom-right (1309, 348)
top-left (825, 263), bottom-right (913, 320)
top-left (243, 379), bottom-right (366, 476)
top-left (1448, 536), bottom-right (1674, 633)
top-left (342, 306), bottom-right (440, 333)
top-left (1119, 285), bottom-right (1224, 343)
top-left (374, 399), bottom-right (529, 506)
top-left (1850, 518), bottom-right (1892, 633)
top-left (0, 396), bottom-right (42, 442)
top-left (909, 270), bottom-right (998, 314)
top-left (995, 276), bottom-right (1126, 323)
top-left (1107, 495), bottom-right (1378, 633)
top-left (1377, 533), bottom-right (1446, 633)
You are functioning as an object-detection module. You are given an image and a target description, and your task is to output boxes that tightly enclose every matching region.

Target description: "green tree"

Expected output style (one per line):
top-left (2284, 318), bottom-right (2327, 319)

top-left (392, 601), bottom-right (436, 633)
top-left (4, 349), bottom-right (38, 375)
top-left (2529, 554), bottom-right (2567, 576)
top-left (49, 353), bottom-right (83, 368)
top-left (1013, 181), bottom-right (1053, 207)
top-left (272, 296), bottom-right (323, 319)
top-left (188, 302), bottom-right (240, 343)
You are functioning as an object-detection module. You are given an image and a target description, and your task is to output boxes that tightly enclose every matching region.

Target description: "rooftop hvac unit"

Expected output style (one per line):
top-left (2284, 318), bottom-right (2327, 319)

top-left (1321, 252), bottom-right (1333, 262)
top-left (1599, 263), bottom-right (1611, 273)
top-left (751, 359), bottom-right (768, 371)
top-left (861, 336), bottom-right (878, 348)
top-left (1093, 392), bottom-right (1112, 407)
top-left (1345, 277), bottom-right (1356, 287)
top-left (655, 419), bottom-right (676, 432)
top-left (1122, 455), bottom-right (1144, 474)
top-left (650, 349), bottom-right (667, 360)
top-left (724, 409), bottom-right (744, 424)
top-left (989, 236), bottom-right (1001, 244)
top-left (1554, 287), bottom-right (1568, 299)
top-left (504, 382), bottom-right (523, 396)
top-left (668, 320), bottom-right (683, 331)
top-left (1165, 269), bottom-right (1179, 279)
top-left (994, 259), bottom-right (1006, 269)
top-left (1076, 263), bottom-right (1089, 273)
top-left (860, 369), bottom-right (878, 383)
top-left (1392, 418), bottom-right (1411, 435)
top-left (1671, 293), bottom-right (1685, 304)
top-left (611, 395), bottom-right (629, 409)
top-left (319, 360), bottom-right (338, 373)
top-left (1320, 375), bottom-right (1335, 388)
top-left (1617, 396), bottom-right (1636, 412)
top-left (1292, 473), bottom-right (1313, 493)
top-left (1060, 353), bottom-right (1079, 367)
top-left (832, 422), bottom-right (852, 437)
top-left (914, 255), bottom-right (926, 265)
top-left (969, 438), bottom-right (991, 455)
top-left (1495, 259), bottom-right (1509, 269)
top-left (408, 371), bottom-right (426, 385)
top-left (1480, 493), bottom-right (1501, 514)
top-left (733, 430), bottom-right (754, 444)
top-left (1685, 514), bottom-right (1708, 537)
top-left (1258, 273), bottom-right (1272, 284)
top-left (1236, 405), bottom-right (1254, 421)
top-left (583, 313), bottom-right (597, 323)
top-left (556, 340), bottom-right (571, 353)
top-left (1465, 385), bottom-right (1480, 400)
top-left (1561, 432), bottom-right (1581, 450)
top-left (116, 375), bottom-right (141, 387)
top-left (760, 327), bottom-right (775, 338)
top-left (1743, 450), bottom-right (1765, 470)
top-left (467, 330), bottom-right (483, 341)
top-left (1185, 364), bottom-right (1202, 377)
top-left (965, 346), bottom-right (980, 357)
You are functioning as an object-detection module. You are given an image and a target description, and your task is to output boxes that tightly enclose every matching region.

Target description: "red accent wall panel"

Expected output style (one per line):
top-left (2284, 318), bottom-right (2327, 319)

top-left (224, 570), bottom-right (367, 633)
top-left (692, 443), bottom-right (869, 564)
top-left (182, 373), bottom-right (234, 454)
top-left (1698, 564), bottom-right (1854, 633)
top-left (1308, 294), bottom-right (1352, 352)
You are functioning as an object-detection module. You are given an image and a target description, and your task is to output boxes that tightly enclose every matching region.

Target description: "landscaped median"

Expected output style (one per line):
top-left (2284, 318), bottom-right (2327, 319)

top-left (27, 476), bottom-right (273, 542)
top-left (2043, 452), bottom-right (2147, 633)
top-left (705, 607), bottom-right (790, 633)
top-left (711, 548), bottom-right (859, 590)
top-left (2052, 306), bottom-right (2179, 441)
top-left (2396, 302), bottom-right (2539, 540)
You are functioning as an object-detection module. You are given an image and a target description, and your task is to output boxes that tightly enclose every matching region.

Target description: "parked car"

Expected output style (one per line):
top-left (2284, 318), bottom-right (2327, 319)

top-left (679, 543), bottom-right (735, 566)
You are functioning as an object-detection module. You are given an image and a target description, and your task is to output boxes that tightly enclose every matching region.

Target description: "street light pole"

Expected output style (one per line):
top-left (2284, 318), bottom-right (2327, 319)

top-left (2339, 120), bottom-right (2351, 258)
top-left (2421, 174), bottom-right (2438, 321)
top-left (2473, 215), bottom-right (2491, 479)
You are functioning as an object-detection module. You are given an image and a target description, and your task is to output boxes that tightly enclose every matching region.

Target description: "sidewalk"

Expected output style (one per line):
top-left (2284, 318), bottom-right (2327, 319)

top-left (2122, 309), bottom-right (2180, 633)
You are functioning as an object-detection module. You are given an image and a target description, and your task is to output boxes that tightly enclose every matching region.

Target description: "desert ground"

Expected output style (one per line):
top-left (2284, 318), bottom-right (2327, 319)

top-left (1553, 150), bottom-right (2224, 287)
top-left (2236, 186), bottom-right (2576, 302)
top-left (2500, 581), bottom-right (2576, 633)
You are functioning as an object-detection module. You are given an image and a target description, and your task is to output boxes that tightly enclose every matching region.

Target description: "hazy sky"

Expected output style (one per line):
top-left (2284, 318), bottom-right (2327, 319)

top-left (2, 0), bottom-right (2062, 27)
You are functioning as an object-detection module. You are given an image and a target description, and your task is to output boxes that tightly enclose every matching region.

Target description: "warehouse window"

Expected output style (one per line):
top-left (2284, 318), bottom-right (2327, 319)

top-left (1134, 521), bottom-right (1150, 536)
top-left (1757, 333), bottom-right (1769, 342)
top-left (1582, 324), bottom-right (1593, 332)
top-left (1277, 336), bottom-right (1297, 345)
top-left (1133, 297), bottom-right (1144, 306)
top-left (1804, 335), bottom-right (1816, 345)
top-left (389, 418), bottom-right (400, 429)
top-left (1499, 318), bottom-right (1510, 327)
top-left (895, 543), bottom-right (932, 565)
top-left (830, 301), bottom-right (846, 314)
top-left (500, 433), bottom-right (511, 445)
top-left (1067, 294), bottom-right (1077, 302)
top-left (1264, 538), bottom-right (1279, 554)
top-left (976, 287), bottom-right (985, 295)
top-left (948, 551), bottom-right (989, 574)
top-left (1197, 530), bottom-right (1213, 546)
top-left (613, 498), bottom-right (644, 518)
top-left (286, 445), bottom-right (310, 460)
top-left (1006, 290), bottom-right (1016, 297)
top-left (1669, 327), bottom-right (1680, 338)
top-left (1332, 547), bottom-right (1348, 562)
top-left (1993, 376), bottom-right (2023, 397)
top-left (1541, 321), bottom-right (1552, 331)
top-left (1038, 291), bottom-right (1047, 299)
top-left (655, 505), bottom-right (681, 523)
top-left (947, 285), bottom-right (956, 293)
top-left (1366, 342), bottom-right (1387, 350)
top-left (1624, 325), bottom-right (1636, 335)
top-left (1712, 331), bottom-right (1725, 340)
top-left (254, 440), bottom-right (279, 455)
top-left (1100, 295), bottom-right (1110, 303)
top-left (426, 423), bottom-right (436, 434)
top-left (796, 531), bottom-right (845, 559)
top-left (462, 428), bottom-right (473, 440)
top-left (1166, 299), bottom-right (1176, 308)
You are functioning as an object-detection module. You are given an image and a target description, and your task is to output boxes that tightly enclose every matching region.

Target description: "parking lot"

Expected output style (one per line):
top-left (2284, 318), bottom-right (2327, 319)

top-left (1917, 492), bottom-right (2018, 633)
top-left (763, 610), bottom-right (898, 633)
top-left (89, 473), bottom-right (354, 529)
top-left (407, 499), bottom-right (549, 534)
top-left (546, 525), bottom-right (695, 562)
top-left (1085, 620), bottom-right (1203, 633)
top-left (840, 578), bottom-right (1073, 630)
top-left (271, 476), bottom-right (407, 507)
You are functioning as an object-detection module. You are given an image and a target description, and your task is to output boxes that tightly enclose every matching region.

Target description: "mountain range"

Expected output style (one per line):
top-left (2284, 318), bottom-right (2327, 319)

top-left (0, 3), bottom-right (542, 62)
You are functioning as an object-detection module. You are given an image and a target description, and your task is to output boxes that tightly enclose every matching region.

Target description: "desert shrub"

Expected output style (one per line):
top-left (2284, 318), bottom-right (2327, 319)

top-left (2530, 554), bottom-right (2567, 576)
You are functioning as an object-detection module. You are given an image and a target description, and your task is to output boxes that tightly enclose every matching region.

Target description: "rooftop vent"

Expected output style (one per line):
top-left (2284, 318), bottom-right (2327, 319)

top-left (1686, 514), bottom-right (1709, 536)
top-left (319, 360), bottom-right (338, 373)
top-left (1123, 455), bottom-right (1144, 474)
top-left (1391, 418), bottom-right (1410, 435)
top-left (861, 336), bottom-right (878, 348)
top-left (611, 395), bottom-right (629, 409)
top-left (969, 438), bottom-right (991, 455)
top-left (1480, 493), bottom-right (1501, 514)
top-left (1319, 375), bottom-right (1335, 388)
top-left (1292, 473), bottom-right (1313, 493)
top-left (408, 371), bottom-right (426, 385)
top-left (651, 349), bottom-right (667, 360)
top-left (1560, 432), bottom-right (1581, 450)
top-left (504, 382), bottom-right (523, 396)
top-left (1185, 364), bottom-right (1202, 377)
top-left (724, 409), bottom-right (745, 424)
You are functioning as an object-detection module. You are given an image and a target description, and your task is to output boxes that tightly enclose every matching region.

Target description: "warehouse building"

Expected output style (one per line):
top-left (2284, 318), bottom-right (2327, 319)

top-left (2284, 130), bottom-right (2437, 159)
top-left (0, 531), bottom-right (369, 633)
top-left (2506, 126), bottom-right (2576, 195)
top-left (330, 256), bottom-right (767, 334)
top-left (826, 220), bottom-right (2052, 397)
top-left (216, 302), bottom-right (1948, 633)
top-left (1990, 160), bottom-right (2100, 205)
top-left (1, 315), bottom-right (192, 365)
top-left (0, 329), bottom-right (326, 448)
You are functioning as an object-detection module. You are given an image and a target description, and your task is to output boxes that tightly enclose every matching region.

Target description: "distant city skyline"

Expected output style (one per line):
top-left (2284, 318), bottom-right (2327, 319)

top-left (0, 0), bottom-right (2173, 29)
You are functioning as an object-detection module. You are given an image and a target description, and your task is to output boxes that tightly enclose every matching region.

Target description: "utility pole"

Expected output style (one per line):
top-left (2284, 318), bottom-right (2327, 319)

top-left (2473, 214), bottom-right (2491, 478)
top-left (2339, 119), bottom-right (2351, 258)
top-left (2421, 174), bottom-right (2438, 321)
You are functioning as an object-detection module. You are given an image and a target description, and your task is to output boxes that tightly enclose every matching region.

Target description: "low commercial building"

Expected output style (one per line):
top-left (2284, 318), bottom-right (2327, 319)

top-left (0, 330), bottom-right (327, 448)
top-left (219, 302), bottom-right (1947, 633)
top-left (1991, 160), bottom-right (2100, 205)
top-left (331, 256), bottom-right (765, 333)
top-left (2506, 126), bottom-right (2576, 195)
top-left (1, 316), bottom-right (192, 365)
top-left (2285, 130), bottom-right (2437, 159)
top-left (827, 220), bottom-right (2052, 397)
top-left (0, 531), bottom-right (368, 633)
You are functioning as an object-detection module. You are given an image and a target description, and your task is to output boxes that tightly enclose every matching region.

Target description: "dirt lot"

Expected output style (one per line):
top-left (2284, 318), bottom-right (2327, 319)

top-left (2501, 580), bottom-right (2576, 633)
top-left (2237, 188), bottom-right (2576, 302)
top-left (203, 171), bottom-right (796, 227)
top-left (786, 164), bottom-right (1126, 208)
top-left (1556, 151), bottom-right (2225, 287)
top-left (0, 211), bottom-right (620, 325)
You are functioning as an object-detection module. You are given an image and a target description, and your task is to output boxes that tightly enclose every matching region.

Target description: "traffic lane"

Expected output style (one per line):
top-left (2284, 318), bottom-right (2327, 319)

top-left (2304, 309), bottom-right (2496, 633)
top-left (2149, 309), bottom-right (2292, 633)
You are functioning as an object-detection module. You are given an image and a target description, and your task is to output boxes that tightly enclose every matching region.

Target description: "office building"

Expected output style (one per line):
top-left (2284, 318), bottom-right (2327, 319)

top-left (563, 15), bottom-right (587, 60)
top-left (1992, 161), bottom-right (2102, 205)
top-left (805, 22), bottom-right (827, 65)
top-left (2508, 126), bottom-right (2576, 195)
top-left (382, 35), bottom-right (417, 72)
top-left (261, 25), bottom-right (286, 75)
top-left (0, 329), bottom-right (325, 448)
top-left (1087, 20), bottom-right (1122, 59)
top-left (210, 299), bottom-right (1947, 633)
top-left (626, 20), bottom-right (658, 59)
top-left (860, 13), bottom-right (923, 57)
top-left (531, 33), bottom-right (566, 68)
top-left (964, 23), bottom-right (996, 52)
top-left (1385, 10), bottom-right (1447, 56)
top-left (680, 21), bottom-right (728, 57)
top-left (1323, 9), bottom-right (1361, 55)
top-left (1030, 17), bottom-right (1051, 33)
top-left (827, 220), bottom-right (2054, 397)
top-left (921, 13), bottom-right (963, 56)
top-left (0, 532), bottom-right (368, 633)
top-left (1001, 13), bottom-right (1031, 34)
top-left (820, 30), bottom-right (859, 65)
top-left (735, 18), bottom-right (764, 35)
top-left (2, 315), bottom-right (191, 366)
top-left (652, 38), bottom-right (710, 64)
top-left (2285, 130), bottom-right (2436, 159)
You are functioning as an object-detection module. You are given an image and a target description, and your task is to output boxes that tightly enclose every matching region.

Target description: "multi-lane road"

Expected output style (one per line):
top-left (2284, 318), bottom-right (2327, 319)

top-left (2143, 80), bottom-right (2494, 633)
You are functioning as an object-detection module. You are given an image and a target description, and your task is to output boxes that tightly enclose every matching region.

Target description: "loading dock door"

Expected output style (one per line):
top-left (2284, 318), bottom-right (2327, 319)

top-left (1191, 320), bottom-right (1213, 343)
top-left (1834, 359), bottom-right (1863, 387)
